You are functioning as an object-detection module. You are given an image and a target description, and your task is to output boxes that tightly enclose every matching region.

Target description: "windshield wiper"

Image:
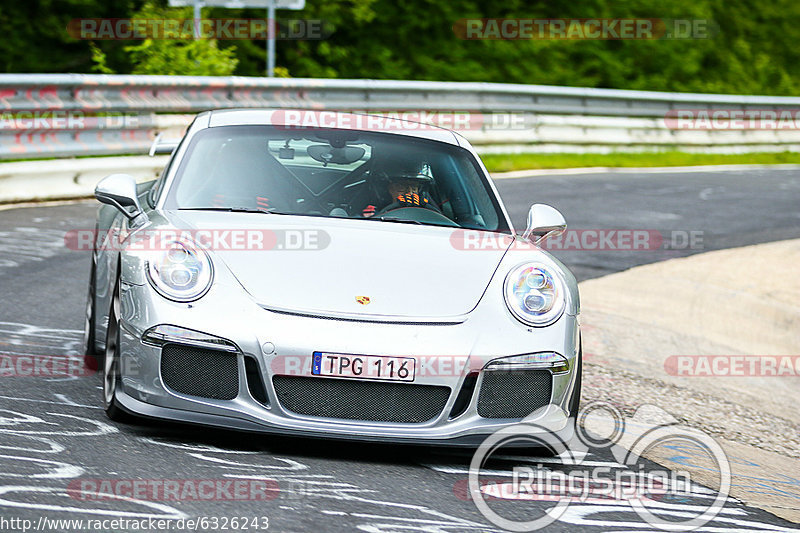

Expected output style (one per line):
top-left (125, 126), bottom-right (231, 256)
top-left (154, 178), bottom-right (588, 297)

top-left (356, 216), bottom-right (458, 228)
top-left (178, 208), bottom-right (455, 227)
top-left (378, 216), bottom-right (424, 225)
top-left (179, 207), bottom-right (282, 214)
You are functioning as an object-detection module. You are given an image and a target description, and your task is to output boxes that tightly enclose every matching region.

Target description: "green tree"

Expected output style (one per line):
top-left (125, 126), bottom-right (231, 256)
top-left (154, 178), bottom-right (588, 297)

top-left (123, 2), bottom-right (239, 76)
top-left (2, 0), bottom-right (800, 97)
top-left (0, 0), bottom-right (137, 73)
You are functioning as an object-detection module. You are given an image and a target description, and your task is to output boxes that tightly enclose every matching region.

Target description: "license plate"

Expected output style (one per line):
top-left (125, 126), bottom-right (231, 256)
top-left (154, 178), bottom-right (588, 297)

top-left (312, 352), bottom-right (416, 382)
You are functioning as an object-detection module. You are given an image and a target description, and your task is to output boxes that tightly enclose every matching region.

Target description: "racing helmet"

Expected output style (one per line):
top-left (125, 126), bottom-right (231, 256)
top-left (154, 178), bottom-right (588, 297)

top-left (370, 156), bottom-right (434, 204)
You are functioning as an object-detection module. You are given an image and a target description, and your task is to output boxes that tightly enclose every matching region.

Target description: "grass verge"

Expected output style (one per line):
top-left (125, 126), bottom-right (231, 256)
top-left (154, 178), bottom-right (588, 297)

top-left (480, 151), bottom-right (800, 172)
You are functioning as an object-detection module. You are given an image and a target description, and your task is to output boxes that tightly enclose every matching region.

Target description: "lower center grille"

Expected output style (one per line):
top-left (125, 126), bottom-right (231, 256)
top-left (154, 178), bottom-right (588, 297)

top-left (272, 376), bottom-right (450, 423)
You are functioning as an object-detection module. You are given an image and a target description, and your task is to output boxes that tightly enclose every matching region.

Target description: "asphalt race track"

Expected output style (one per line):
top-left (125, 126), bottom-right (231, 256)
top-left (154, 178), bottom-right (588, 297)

top-left (496, 167), bottom-right (800, 280)
top-left (0, 168), bottom-right (798, 532)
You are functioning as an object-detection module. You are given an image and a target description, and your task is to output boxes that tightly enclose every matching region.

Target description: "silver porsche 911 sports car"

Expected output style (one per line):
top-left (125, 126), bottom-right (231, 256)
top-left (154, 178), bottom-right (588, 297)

top-left (84, 109), bottom-right (581, 446)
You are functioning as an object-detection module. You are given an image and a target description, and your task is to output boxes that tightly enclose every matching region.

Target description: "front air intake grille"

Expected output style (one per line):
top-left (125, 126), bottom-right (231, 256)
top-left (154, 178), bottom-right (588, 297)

top-left (244, 356), bottom-right (269, 406)
top-left (448, 372), bottom-right (479, 419)
top-left (272, 376), bottom-right (450, 423)
top-left (161, 344), bottom-right (239, 400)
top-left (477, 370), bottom-right (552, 419)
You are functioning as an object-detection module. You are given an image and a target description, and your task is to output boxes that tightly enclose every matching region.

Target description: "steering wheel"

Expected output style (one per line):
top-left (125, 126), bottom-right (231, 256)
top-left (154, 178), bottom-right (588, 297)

top-left (375, 194), bottom-right (442, 216)
top-left (372, 205), bottom-right (459, 226)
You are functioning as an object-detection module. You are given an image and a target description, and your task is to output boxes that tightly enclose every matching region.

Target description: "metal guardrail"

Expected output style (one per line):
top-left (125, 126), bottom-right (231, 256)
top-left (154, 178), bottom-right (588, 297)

top-left (2, 74), bottom-right (800, 159)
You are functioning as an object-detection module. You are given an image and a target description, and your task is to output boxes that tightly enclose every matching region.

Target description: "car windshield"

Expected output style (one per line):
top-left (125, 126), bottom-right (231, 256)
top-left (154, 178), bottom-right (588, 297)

top-left (163, 125), bottom-right (509, 231)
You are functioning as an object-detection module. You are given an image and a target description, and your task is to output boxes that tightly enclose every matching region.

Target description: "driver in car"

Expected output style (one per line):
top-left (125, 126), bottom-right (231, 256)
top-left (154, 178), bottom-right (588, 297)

top-left (362, 160), bottom-right (442, 218)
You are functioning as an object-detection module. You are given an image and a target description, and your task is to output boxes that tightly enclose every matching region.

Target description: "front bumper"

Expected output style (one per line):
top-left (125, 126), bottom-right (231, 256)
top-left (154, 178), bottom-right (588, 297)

top-left (116, 275), bottom-right (581, 447)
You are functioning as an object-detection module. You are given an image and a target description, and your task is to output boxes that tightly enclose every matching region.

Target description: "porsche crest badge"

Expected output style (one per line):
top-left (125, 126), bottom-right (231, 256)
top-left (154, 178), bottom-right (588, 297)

top-left (356, 296), bottom-right (371, 305)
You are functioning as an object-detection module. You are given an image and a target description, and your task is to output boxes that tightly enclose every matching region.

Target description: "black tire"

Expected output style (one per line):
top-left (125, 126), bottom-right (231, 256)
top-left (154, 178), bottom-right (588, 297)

top-left (83, 254), bottom-right (100, 372)
top-left (103, 276), bottom-right (130, 422)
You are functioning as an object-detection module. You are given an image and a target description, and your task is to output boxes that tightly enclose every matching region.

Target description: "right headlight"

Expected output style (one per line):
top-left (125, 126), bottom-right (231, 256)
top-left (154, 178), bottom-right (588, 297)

top-left (146, 239), bottom-right (213, 302)
top-left (503, 262), bottom-right (565, 326)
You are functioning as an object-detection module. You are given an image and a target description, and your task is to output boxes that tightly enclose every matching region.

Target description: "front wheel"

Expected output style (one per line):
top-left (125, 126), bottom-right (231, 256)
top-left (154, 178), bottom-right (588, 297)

top-left (103, 277), bottom-right (130, 422)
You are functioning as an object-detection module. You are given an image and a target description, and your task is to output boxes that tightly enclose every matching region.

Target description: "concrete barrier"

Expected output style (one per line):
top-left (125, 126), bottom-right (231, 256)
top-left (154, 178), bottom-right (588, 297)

top-left (0, 155), bottom-right (168, 203)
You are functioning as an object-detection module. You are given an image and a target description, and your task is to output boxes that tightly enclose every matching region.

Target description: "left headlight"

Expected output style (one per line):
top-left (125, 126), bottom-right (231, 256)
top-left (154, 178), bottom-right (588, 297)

top-left (146, 240), bottom-right (213, 302)
top-left (504, 262), bottom-right (565, 326)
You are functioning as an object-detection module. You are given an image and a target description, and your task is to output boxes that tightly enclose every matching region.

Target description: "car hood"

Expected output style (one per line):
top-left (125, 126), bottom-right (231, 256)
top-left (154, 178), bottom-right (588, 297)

top-left (165, 211), bottom-right (512, 319)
